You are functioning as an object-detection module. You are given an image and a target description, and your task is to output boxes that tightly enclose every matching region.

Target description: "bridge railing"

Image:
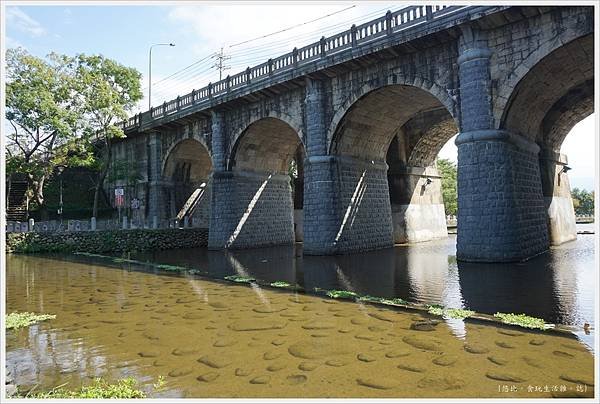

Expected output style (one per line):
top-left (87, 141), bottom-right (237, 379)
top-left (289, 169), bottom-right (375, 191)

top-left (122, 4), bottom-right (466, 131)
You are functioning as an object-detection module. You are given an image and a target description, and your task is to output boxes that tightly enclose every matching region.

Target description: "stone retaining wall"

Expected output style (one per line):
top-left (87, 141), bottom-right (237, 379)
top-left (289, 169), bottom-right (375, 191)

top-left (6, 228), bottom-right (208, 254)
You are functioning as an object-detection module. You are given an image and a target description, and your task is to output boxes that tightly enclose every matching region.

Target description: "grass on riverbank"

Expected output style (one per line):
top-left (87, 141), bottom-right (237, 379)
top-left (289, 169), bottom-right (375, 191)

top-left (6, 312), bottom-right (56, 330)
top-left (15, 378), bottom-right (146, 399)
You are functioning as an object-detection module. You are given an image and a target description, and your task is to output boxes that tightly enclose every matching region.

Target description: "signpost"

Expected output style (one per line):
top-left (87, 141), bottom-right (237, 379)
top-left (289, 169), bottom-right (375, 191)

top-left (115, 188), bottom-right (124, 225)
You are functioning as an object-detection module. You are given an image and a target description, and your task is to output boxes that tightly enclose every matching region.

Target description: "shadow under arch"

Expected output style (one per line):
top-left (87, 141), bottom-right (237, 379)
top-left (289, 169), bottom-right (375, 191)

top-left (323, 83), bottom-right (458, 251)
top-left (162, 138), bottom-right (213, 225)
top-left (209, 117), bottom-right (306, 249)
top-left (499, 33), bottom-right (594, 246)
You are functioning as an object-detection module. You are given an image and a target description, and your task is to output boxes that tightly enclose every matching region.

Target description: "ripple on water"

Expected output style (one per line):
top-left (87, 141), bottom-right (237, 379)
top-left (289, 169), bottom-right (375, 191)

top-left (356, 377), bottom-right (397, 390)
top-left (198, 355), bottom-right (232, 369)
top-left (486, 371), bottom-right (527, 383)
top-left (249, 375), bottom-right (270, 384)
top-left (402, 335), bottom-right (442, 352)
top-left (417, 376), bottom-right (465, 391)
top-left (263, 350), bottom-right (282, 360)
top-left (229, 319), bottom-right (286, 331)
top-left (288, 340), bottom-right (351, 359)
top-left (298, 361), bottom-right (319, 371)
top-left (168, 368), bottom-right (193, 377)
top-left (197, 372), bottom-right (219, 382)
top-left (286, 374), bottom-right (307, 385)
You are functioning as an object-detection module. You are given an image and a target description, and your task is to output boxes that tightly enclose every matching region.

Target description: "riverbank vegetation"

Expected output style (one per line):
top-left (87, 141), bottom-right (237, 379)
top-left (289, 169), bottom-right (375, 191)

top-left (6, 47), bottom-right (142, 220)
top-left (14, 378), bottom-right (146, 399)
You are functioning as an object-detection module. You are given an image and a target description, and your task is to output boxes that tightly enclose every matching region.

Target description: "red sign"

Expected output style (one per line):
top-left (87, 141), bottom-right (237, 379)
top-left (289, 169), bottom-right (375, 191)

top-left (115, 188), bottom-right (124, 207)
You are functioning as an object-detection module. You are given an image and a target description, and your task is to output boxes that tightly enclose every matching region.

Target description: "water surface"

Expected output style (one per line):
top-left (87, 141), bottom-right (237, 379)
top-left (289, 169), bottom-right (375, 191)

top-left (124, 230), bottom-right (596, 346)
top-left (6, 254), bottom-right (595, 398)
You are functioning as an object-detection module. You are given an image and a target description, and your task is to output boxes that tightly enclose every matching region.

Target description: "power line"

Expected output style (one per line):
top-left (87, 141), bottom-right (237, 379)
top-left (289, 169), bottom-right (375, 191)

top-left (228, 5), bottom-right (393, 56)
top-left (229, 5), bottom-right (356, 48)
top-left (145, 5), bottom-right (401, 102)
top-left (152, 53), bottom-right (214, 87)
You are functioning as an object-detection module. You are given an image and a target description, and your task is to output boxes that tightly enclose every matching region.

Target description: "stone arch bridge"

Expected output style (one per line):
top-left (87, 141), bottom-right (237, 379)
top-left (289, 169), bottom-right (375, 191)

top-left (108, 5), bottom-right (594, 262)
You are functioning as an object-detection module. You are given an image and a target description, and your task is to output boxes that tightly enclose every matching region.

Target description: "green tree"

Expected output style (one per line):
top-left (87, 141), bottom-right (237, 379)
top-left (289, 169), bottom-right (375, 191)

top-left (5, 48), bottom-right (92, 218)
top-left (69, 54), bottom-right (143, 218)
top-left (571, 187), bottom-right (595, 216)
top-left (437, 158), bottom-right (457, 216)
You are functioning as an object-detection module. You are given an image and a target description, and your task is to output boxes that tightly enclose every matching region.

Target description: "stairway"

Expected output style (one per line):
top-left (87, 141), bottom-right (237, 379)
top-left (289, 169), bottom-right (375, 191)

top-left (6, 180), bottom-right (28, 221)
top-left (176, 184), bottom-right (206, 222)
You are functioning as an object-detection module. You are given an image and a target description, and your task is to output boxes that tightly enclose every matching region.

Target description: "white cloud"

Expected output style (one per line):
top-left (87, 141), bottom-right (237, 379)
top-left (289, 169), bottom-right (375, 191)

top-left (6, 7), bottom-right (46, 37)
top-left (168, 3), bottom-right (390, 61)
top-left (5, 35), bottom-right (24, 49)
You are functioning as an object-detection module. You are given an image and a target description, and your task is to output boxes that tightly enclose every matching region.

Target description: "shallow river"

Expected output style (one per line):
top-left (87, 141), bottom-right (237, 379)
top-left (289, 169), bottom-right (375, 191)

top-left (5, 245), bottom-right (596, 398)
top-left (123, 229), bottom-right (596, 345)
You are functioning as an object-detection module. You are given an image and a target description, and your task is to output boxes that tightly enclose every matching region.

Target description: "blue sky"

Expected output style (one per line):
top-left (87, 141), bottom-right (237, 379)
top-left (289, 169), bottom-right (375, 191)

top-left (4, 3), bottom-right (596, 191)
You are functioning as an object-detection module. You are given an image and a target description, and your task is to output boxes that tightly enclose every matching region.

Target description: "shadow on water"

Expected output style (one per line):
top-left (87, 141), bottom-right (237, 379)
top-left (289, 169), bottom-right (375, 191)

top-left (81, 232), bottom-right (595, 337)
top-left (43, 229), bottom-right (595, 346)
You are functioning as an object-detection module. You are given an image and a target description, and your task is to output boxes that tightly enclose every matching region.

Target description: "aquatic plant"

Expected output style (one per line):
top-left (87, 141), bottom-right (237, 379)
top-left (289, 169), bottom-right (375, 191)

top-left (156, 264), bottom-right (186, 272)
top-left (359, 295), bottom-right (408, 306)
top-left (326, 290), bottom-right (359, 299)
top-left (494, 312), bottom-right (548, 330)
top-left (6, 312), bottom-right (56, 330)
top-left (427, 305), bottom-right (475, 320)
top-left (152, 375), bottom-right (166, 392)
top-left (224, 275), bottom-right (256, 283)
top-left (270, 281), bottom-right (292, 288)
top-left (18, 378), bottom-right (146, 399)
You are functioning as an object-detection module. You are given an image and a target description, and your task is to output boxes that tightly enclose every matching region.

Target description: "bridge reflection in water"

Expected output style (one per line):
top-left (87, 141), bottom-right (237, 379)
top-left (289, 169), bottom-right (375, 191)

top-left (127, 228), bottom-right (594, 348)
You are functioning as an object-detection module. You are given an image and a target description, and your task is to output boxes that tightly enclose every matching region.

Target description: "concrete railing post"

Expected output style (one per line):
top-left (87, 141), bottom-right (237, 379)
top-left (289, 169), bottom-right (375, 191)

top-left (91, 217), bottom-right (97, 231)
top-left (292, 47), bottom-right (298, 67)
top-left (152, 215), bottom-right (158, 229)
top-left (425, 6), bottom-right (433, 20)
top-left (351, 24), bottom-right (357, 47)
top-left (386, 11), bottom-right (393, 34)
top-left (319, 36), bottom-right (326, 57)
top-left (122, 216), bottom-right (128, 229)
top-left (246, 67), bottom-right (251, 85)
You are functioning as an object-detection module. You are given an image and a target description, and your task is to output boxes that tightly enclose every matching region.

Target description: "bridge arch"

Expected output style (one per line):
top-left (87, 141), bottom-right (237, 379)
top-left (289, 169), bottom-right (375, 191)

top-left (228, 116), bottom-right (304, 174)
top-left (324, 81), bottom-right (458, 249)
top-left (498, 33), bottom-right (593, 247)
top-left (162, 138), bottom-right (213, 224)
top-left (209, 116), bottom-right (305, 249)
top-left (327, 75), bottom-right (456, 159)
top-left (496, 33), bottom-right (594, 142)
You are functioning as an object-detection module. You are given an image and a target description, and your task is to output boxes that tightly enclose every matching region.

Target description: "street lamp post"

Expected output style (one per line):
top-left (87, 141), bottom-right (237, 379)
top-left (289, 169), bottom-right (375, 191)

top-left (149, 43), bottom-right (175, 110)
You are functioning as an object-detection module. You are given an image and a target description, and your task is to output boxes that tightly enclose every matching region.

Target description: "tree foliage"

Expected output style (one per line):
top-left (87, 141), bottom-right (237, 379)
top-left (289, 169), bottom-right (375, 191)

top-left (67, 54), bottom-right (143, 217)
top-left (571, 188), bottom-right (594, 216)
top-left (5, 48), bottom-right (142, 218)
top-left (437, 158), bottom-right (457, 216)
top-left (5, 48), bottom-right (93, 216)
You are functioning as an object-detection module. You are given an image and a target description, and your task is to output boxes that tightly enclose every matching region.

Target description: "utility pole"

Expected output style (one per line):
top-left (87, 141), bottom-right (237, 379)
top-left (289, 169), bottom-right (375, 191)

top-left (212, 47), bottom-right (231, 81)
